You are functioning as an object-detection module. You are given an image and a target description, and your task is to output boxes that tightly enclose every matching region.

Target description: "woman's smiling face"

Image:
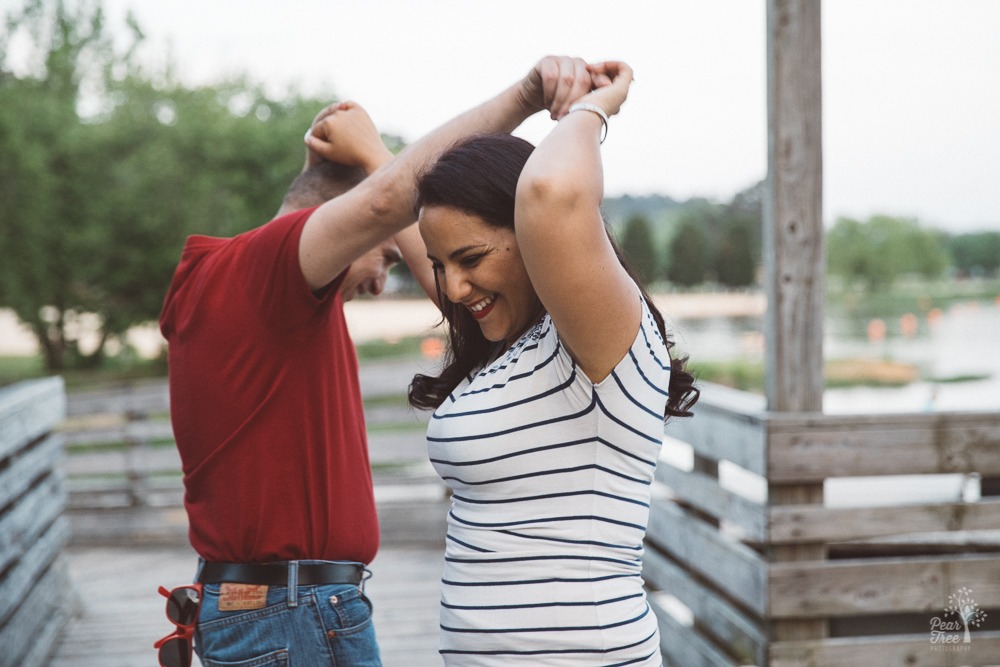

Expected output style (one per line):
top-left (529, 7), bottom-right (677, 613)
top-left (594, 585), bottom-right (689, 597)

top-left (419, 205), bottom-right (543, 347)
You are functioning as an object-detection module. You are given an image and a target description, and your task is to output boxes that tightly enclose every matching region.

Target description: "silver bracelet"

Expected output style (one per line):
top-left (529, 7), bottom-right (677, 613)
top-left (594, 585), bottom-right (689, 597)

top-left (567, 102), bottom-right (609, 143)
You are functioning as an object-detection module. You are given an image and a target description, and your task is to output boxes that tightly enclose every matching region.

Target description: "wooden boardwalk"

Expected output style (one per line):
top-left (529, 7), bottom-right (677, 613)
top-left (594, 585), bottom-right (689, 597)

top-left (47, 356), bottom-right (450, 666)
top-left (50, 543), bottom-right (445, 666)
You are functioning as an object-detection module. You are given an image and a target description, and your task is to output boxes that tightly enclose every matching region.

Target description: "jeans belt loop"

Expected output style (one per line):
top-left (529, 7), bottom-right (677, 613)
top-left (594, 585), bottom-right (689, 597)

top-left (287, 560), bottom-right (299, 607)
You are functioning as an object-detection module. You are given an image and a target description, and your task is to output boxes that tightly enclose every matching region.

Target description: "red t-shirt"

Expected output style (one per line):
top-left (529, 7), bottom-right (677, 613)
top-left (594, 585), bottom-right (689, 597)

top-left (159, 207), bottom-right (378, 563)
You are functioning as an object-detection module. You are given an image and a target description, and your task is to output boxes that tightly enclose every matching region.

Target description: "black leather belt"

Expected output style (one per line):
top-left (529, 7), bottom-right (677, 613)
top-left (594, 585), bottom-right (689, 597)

top-left (197, 561), bottom-right (364, 586)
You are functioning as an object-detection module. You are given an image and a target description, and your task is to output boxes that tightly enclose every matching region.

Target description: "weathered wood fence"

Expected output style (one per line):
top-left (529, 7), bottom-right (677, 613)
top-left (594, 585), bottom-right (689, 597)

top-left (644, 382), bottom-right (1000, 666)
top-left (60, 364), bottom-right (448, 546)
top-left (27, 368), bottom-right (1000, 667)
top-left (0, 377), bottom-right (75, 667)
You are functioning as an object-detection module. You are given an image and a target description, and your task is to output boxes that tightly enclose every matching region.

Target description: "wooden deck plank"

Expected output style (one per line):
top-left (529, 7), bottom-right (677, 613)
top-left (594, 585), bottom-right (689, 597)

top-left (49, 544), bottom-right (445, 666)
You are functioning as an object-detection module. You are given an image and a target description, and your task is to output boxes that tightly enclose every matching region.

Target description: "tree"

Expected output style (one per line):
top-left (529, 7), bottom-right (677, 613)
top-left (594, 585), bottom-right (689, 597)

top-left (656, 182), bottom-right (764, 289)
top-left (714, 218), bottom-right (756, 287)
top-left (666, 215), bottom-right (709, 287)
top-left (948, 231), bottom-right (1000, 278)
top-left (0, 0), bottom-right (353, 370)
top-left (0, 0), bottom-right (126, 370)
top-left (826, 215), bottom-right (949, 291)
top-left (724, 180), bottom-right (764, 271)
top-left (619, 213), bottom-right (658, 283)
top-left (81, 79), bottom-right (322, 348)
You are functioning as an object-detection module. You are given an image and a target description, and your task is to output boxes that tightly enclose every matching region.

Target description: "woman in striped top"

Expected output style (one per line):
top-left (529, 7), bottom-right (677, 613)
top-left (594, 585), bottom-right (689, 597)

top-left (409, 60), bottom-right (699, 666)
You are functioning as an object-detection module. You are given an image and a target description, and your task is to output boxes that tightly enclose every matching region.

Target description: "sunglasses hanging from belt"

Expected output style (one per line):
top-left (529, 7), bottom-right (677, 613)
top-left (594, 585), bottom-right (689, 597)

top-left (154, 583), bottom-right (203, 667)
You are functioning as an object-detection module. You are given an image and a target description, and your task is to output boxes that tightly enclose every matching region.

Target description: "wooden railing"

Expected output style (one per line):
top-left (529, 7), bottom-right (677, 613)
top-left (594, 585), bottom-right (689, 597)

top-left (59, 364), bottom-right (448, 546)
top-left (54, 370), bottom-right (1000, 665)
top-left (0, 377), bottom-right (74, 667)
top-left (644, 382), bottom-right (1000, 666)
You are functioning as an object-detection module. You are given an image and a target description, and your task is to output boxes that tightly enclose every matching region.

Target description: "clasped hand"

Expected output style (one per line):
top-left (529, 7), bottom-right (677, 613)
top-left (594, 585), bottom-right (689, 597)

top-left (523, 55), bottom-right (634, 121)
top-left (302, 55), bottom-right (634, 172)
top-left (304, 101), bottom-right (391, 173)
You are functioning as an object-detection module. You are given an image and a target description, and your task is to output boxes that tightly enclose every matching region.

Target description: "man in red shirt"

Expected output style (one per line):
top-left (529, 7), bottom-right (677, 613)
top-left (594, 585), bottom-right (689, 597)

top-left (159, 57), bottom-right (595, 666)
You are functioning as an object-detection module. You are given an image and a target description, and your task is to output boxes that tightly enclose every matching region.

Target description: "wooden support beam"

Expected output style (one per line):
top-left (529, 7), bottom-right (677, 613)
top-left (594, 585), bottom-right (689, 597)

top-left (765, 0), bottom-right (827, 646)
top-left (764, 0), bottom-right (825, 414)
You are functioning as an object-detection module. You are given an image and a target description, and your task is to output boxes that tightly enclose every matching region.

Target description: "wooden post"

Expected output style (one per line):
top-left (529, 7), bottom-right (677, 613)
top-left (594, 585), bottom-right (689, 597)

top-left (764, 0), bottom-right (825, 413)
top-left (764, 0), bottom-right (827, 647)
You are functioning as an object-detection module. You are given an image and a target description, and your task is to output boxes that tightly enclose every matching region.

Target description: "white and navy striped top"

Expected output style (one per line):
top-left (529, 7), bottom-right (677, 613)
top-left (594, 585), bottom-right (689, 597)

top-left (427, 292), bottom-right (669, 666)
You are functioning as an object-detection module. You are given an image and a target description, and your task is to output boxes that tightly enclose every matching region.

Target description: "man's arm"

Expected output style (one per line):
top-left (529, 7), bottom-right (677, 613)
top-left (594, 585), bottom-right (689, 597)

top-left (299, 103), bottom-right (438, 301)
top-left (392, 224), bottom-right (437, 304)
top-left (297, 55), bottom-right (594, 291)
top-left (275, 102), bottom-right (392, 219)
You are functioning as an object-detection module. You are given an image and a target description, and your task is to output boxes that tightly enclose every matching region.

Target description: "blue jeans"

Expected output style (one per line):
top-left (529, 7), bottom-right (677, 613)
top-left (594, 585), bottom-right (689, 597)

top-left (194, 562), bottom-right (381, 666)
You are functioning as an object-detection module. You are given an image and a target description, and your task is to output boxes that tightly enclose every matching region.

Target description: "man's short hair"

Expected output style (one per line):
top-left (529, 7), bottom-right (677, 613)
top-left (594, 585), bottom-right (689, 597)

top-left (282, 161), bottom-right (368, 211)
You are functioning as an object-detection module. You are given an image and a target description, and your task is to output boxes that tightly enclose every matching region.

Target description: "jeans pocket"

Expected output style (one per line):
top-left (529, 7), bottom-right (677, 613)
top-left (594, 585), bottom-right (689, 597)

top-left (201, 648), bottom-right (289, 667)
top-left (325, 586), bottom-right (374, 634)
top-left (320, 586), bottom-right (381, 666)
top-left (196, 585), bottom-right (291, 665)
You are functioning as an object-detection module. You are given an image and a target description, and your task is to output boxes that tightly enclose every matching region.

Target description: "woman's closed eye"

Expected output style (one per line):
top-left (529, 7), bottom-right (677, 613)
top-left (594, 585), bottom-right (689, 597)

top-left (460, 253), bottom-right (485, 268)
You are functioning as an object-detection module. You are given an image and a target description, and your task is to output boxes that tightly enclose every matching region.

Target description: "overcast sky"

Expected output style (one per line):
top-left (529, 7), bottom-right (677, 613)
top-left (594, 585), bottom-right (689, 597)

top-left (12, 0), bottom-right (1000, 232)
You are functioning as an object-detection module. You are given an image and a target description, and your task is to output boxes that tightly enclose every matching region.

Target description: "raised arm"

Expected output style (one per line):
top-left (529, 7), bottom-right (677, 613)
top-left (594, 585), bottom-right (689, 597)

top-left (514, 61), bottom-right (637, 383)
top-left (273, 102), bottom-right (392, 221)
top-left (297, 56), bottom-right (593, 291)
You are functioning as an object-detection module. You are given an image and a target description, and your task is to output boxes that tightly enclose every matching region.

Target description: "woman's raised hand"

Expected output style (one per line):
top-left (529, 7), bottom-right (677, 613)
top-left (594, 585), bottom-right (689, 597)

top-left (520, 55), bottom-right (594, 121)
top-left (579, 61), bottom-right (634, 118)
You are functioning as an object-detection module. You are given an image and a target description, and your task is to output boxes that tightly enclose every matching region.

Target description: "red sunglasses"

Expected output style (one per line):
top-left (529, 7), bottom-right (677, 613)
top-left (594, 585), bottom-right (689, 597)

top-left (154, 583), bottom-right (203, 667)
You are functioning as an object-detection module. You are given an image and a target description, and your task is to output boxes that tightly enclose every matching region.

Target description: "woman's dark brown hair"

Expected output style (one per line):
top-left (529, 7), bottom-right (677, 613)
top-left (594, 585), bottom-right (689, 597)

top-left (408, 133), bottom-right (699, 420)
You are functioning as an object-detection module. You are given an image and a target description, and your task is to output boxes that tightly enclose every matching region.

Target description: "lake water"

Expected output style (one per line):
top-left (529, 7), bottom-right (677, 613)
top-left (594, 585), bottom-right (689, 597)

top-left (661, 298), bottom-right (1000, 509)
top-left (4, 298), bottom-right (993, 509)
top-left (3, 294), bottom-right (998, 414)
top-left (672, 297), bottom-right (1000, 414)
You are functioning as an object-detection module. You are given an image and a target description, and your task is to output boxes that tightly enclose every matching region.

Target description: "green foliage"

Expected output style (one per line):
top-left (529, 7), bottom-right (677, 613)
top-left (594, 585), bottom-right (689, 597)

top-left (689, 357), bottom-right (931, 394)
top-left (84, 77), bottom-right (329, 336)
top-left (666, 212), bottom-right (710, 286)
top-left (601, 194), bottom-right (683, 233)
top-left (354, 335), bottom-right (425, 360)
top-left (947, 231), bottom-right (1000, 277)
top-left (714, 217), bottom-right (756, 287)
top-left (0, 355), bottom-right (45, 387)
top-left (619, 213), bottom-right (658, 283)
top-left (826, 215), bottom-right (949, 292)
top-left (601, 194), bottom-right (683, 276)
top-left (607, 182), bottom-right (1000, 295)
top-left (689, 359), bottom-right (765, 393)
top-left (715, 182), bottom-right (762, 287)
top-left (642, 181), bottom-right (763, 289)
top-left (0, 0), bottom-right (117, 370)
top-left (0, 0), bottom-right (344, 371)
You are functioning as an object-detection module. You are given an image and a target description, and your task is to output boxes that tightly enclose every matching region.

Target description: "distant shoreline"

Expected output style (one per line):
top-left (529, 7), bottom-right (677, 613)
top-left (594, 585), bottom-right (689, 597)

top-left (342, 291), bottom-right (767, 344)
top-left (0, 291), bottom-right (767, 357)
